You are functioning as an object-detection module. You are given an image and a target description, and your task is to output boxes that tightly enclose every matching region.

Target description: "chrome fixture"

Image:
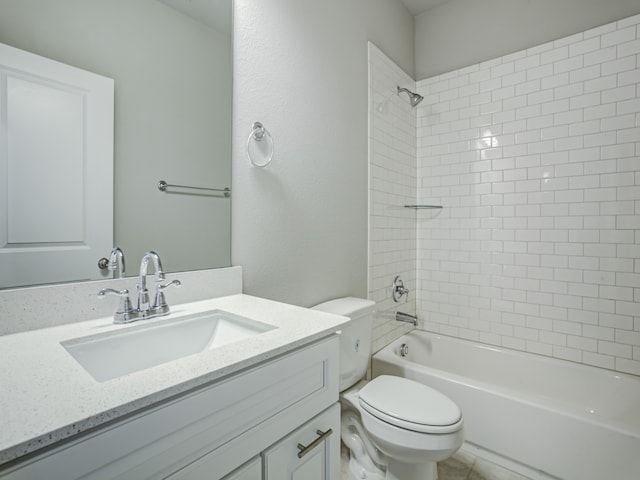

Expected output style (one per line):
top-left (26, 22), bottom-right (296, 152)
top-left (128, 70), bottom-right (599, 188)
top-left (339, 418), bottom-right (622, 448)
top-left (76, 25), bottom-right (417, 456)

top-left (397, 86), bottom-right (424, 107)
top-left (247, 121), bottom-right (274, 167)
top-left (137, 251), bottom-right (165, 313)
top-left (392, 275), bottom-right (410, 302)
top-left (158, 180), bottom-right (230, 197)
top-left (399, 343), bottom-right (409, 357)
top-left (99, 251), bottom-right (181, 324)
top-left (98, 288), bottom-right (135, 324)
top-left (108, 247), bottom-right (126, 278)
top-left (97, 247), bottom-right (126, 277)
top-left (396, 311), bottom-right (417, 326)
top-left (404, 204), bottom-right (443, 209)
top-left (152, 279), bottom-right (182, 317)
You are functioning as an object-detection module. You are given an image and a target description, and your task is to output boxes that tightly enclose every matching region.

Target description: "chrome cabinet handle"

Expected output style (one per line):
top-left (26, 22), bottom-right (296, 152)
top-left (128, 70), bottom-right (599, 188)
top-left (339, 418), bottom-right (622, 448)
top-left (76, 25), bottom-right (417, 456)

top-left (296, 428), bottom-right (333, 459)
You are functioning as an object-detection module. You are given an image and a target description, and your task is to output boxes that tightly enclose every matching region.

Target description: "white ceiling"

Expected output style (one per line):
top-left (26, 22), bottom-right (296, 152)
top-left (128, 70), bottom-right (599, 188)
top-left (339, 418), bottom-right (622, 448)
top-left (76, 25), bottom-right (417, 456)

top-left (159, 0), bottom-right (446, 27)
top-left (401, 0), bottom-right (452, 16)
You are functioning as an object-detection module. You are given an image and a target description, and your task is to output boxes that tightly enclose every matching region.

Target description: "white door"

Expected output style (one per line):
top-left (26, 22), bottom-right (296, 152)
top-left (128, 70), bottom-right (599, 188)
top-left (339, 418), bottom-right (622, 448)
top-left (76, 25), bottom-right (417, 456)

top-left (263, 404), bottom-right (340, 480)
top-left (0, 42), bottom-right (114, 288)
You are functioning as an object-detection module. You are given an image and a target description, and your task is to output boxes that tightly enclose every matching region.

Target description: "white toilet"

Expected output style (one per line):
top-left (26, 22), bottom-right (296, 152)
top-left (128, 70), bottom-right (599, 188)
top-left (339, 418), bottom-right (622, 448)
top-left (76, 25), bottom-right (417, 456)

top-left (313, 297), bottom-right (463, 480)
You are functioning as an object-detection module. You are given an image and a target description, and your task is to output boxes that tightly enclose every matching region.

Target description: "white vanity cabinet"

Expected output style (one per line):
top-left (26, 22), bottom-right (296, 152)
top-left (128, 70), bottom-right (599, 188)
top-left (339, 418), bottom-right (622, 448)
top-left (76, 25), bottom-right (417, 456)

top-left (179, 404), bottom-right (340, 480)
top-left (0, 336), bottom-right (340, 480)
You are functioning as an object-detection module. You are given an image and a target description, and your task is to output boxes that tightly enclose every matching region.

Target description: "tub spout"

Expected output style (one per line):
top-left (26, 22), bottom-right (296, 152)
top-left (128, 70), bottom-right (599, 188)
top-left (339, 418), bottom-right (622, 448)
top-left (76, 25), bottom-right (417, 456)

top-left (396, 311), bottom-right (417, 326)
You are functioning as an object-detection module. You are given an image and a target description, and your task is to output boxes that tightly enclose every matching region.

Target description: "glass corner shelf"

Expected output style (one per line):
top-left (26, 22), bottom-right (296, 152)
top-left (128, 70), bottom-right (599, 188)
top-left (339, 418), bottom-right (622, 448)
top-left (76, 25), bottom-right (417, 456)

top-left (403, 205), bottom-right (443, 209)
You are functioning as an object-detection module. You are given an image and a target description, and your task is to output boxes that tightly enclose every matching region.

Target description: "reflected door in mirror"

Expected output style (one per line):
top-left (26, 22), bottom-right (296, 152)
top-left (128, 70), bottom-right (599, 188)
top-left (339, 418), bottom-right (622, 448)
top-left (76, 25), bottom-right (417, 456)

top-left (0, 42), bottom-right (114, 288)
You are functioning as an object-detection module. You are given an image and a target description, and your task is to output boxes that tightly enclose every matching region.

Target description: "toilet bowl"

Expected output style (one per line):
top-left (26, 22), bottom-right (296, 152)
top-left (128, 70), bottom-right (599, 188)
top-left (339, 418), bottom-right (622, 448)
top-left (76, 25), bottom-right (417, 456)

top-left (313, 297), bottom-right (463, 480)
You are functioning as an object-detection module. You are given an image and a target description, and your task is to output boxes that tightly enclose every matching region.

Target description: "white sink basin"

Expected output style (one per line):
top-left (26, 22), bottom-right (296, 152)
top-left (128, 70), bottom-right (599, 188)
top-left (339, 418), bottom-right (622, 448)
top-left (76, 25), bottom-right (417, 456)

top-left (62, 310), bottom-right (276, 382)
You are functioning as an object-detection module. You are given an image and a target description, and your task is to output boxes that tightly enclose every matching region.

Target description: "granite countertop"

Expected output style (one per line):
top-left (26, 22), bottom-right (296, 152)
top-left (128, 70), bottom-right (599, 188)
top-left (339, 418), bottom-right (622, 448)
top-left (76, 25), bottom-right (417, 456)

top-left (0, 294), bottom-right (348, 466)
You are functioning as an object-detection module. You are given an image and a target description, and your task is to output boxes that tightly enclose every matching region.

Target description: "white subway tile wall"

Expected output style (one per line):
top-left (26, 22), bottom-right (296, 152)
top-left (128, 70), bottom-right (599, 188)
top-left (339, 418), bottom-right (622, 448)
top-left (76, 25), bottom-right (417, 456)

top-left (368, 44), bottom-right (416, 352)
top-left (416, 14), bottom-right (640, 375)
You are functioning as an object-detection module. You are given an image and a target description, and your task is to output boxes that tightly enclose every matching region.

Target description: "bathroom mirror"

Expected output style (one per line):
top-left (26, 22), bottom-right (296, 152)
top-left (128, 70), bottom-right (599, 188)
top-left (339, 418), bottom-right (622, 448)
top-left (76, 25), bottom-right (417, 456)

top-left (0, 0), bottom-right (232, 289)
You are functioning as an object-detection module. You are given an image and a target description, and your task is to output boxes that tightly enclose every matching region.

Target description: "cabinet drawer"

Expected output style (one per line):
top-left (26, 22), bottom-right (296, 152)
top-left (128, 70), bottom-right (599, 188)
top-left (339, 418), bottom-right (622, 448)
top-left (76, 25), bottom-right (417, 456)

top-left (2, 336), bottom-right (339, 480)
top-left (263, 404), bottom-right (340, 480)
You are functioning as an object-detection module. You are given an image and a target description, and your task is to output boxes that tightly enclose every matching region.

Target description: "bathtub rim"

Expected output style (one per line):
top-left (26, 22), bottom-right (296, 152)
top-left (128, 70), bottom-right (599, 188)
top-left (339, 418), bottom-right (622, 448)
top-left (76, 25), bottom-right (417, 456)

top-left (372, 330), bottom-right (640, 439)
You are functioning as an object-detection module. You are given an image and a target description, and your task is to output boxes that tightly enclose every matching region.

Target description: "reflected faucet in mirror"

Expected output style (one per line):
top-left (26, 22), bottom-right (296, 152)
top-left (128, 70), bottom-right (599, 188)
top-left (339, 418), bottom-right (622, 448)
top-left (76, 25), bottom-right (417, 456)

top-left (99, 251), bottom-right (181, 324)
top-left (108, 247), bottom-right (126, 278)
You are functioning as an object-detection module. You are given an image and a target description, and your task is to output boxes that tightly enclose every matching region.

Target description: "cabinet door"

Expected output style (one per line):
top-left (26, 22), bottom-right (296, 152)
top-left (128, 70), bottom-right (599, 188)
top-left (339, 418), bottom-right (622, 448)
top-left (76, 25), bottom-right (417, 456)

top-left (263, 404), bottom-right (340, 480)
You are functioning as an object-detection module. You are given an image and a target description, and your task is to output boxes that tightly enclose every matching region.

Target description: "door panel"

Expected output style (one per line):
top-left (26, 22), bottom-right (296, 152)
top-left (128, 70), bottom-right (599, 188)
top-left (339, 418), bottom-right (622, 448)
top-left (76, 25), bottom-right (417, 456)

top-left (0, 41), bottom-right (113, 288)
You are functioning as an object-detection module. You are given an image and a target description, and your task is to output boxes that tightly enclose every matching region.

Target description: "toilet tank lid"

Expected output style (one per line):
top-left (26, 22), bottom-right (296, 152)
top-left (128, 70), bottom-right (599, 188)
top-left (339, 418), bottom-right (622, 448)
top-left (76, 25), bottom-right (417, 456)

top-left (312, 297), bottom-right (375, 318)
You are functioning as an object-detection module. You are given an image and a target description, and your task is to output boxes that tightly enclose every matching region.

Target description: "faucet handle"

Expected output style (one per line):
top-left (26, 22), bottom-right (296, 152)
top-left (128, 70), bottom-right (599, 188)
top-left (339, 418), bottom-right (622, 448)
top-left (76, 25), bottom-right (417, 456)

top-left (98, 287), bottom-right (129, 300)
top-left (153, 280), bottom-right (181, 309)
top-left (98, 288), bottom-right (135, 324)
top-left (157, 279), bottom-right (181, 291)
top-left (392, 276), bottom-right (410, 302)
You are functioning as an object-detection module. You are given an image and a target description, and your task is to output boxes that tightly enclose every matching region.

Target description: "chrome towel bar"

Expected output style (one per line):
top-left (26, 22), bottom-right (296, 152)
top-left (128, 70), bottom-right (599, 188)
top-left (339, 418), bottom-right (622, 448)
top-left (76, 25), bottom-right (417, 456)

top-left (158, 180), bottom-right (230, 197)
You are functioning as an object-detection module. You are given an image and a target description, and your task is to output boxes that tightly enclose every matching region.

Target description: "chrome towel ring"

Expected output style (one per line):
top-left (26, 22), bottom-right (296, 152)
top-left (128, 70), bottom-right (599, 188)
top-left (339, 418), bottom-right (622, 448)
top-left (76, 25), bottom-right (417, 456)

top-left (247, 121), bottom-right (274, 167)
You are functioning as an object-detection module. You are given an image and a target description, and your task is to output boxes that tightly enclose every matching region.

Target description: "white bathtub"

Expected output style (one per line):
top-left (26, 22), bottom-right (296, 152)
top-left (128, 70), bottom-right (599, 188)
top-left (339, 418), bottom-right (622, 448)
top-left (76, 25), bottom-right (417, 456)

top-left (372, 331), bottom-right (640, 480)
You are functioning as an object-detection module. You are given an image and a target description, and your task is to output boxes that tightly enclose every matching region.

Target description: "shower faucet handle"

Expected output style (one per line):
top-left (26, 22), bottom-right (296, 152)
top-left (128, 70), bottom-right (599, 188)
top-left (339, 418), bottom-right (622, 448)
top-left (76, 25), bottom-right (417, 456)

top-left (392, 276), bottom-right (410, 302)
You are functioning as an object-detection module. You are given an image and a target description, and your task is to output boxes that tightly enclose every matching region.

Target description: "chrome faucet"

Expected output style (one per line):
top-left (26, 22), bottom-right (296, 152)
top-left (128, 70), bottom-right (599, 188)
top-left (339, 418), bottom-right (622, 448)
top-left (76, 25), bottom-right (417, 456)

top-left (136, 251), bottom-right (181, 319)
top-left (137, 251), bottom-right (165, 312)
top-left (99, 251), bottom-right (180, 324)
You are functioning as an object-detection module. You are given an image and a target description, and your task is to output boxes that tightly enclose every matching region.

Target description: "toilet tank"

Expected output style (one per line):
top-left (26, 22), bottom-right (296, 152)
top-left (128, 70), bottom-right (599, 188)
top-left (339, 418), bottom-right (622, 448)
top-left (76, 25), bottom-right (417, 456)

top-left (312, 297), bottom-right (375, 391)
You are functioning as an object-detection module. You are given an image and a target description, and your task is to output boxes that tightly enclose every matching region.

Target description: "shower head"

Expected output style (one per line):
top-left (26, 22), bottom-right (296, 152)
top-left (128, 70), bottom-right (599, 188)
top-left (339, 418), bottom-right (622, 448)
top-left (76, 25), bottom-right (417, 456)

top-left (397, 86), bottom-right (424, 107)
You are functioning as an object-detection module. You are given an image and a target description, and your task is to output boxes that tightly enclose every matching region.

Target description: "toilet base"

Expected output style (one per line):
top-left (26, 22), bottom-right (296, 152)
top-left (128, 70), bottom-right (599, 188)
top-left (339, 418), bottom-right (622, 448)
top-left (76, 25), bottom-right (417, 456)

top-left (346, 454), bottom-right (385, 480)
top-left (386, 459), bottom-right (438, 480)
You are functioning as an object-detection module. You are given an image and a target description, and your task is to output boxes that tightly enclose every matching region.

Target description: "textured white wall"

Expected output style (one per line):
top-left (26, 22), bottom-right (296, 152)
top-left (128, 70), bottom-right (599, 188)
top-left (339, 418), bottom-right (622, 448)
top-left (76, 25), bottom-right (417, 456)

top-left (416, 14), bottom-right (640, 375)
top-left (232, 0), bottom-right (414, 306)
top-left (415, 0), bottom-right (640, 80)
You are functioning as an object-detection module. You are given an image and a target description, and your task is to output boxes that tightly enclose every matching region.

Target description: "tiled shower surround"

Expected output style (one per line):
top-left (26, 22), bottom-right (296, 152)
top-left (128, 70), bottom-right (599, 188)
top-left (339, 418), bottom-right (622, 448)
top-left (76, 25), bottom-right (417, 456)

top-left (417, 15), bottom-right (640, 375)
top-left (368, 44), bottom-right (416, 352)
top-left (369, 14), bottom-right (640, 376)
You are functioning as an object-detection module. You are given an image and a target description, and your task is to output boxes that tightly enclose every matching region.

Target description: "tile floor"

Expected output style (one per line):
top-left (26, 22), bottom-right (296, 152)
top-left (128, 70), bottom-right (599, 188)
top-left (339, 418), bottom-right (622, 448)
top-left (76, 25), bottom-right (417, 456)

top-left (437, 449), bottom-right (532, 480)
top-left (341, 447), bottom-right (533, 480)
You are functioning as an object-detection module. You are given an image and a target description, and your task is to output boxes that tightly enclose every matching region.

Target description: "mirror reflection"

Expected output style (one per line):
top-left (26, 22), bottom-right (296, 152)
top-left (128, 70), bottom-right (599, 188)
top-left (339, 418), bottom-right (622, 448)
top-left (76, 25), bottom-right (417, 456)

top-left (0, 0), bottom-right (232, 289)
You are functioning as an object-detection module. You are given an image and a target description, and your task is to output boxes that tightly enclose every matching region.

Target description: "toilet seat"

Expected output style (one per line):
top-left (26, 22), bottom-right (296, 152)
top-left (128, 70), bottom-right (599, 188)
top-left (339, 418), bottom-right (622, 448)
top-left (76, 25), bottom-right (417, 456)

top-left (359, 375), bottom-right (462, 434)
